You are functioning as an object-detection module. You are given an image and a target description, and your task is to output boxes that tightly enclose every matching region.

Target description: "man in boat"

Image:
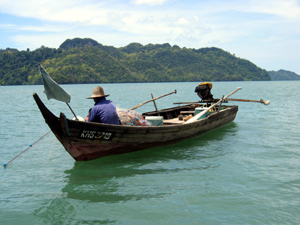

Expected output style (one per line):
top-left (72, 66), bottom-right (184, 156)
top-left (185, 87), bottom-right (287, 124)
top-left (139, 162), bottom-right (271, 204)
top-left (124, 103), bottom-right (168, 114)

top-left (86, 86), bottom-right (120, 125)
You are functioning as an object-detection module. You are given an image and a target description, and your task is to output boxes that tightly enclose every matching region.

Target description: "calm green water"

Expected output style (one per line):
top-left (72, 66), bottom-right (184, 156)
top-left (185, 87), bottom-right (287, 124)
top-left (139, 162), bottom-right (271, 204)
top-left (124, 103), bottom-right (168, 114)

top-left (1, 81), bottom-right (300, 224)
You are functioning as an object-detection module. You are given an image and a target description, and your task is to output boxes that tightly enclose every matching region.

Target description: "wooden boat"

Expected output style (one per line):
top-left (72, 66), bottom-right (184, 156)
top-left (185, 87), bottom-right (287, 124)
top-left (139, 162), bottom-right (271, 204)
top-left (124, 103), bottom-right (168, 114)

top-left (33, 93), bottom-right (238, 161)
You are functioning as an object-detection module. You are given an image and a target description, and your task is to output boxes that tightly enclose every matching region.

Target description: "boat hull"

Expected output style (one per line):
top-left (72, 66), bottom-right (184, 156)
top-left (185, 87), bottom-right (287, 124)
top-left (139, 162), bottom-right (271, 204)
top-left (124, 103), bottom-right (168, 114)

top-left (33, 93), bottom-right (238, 161)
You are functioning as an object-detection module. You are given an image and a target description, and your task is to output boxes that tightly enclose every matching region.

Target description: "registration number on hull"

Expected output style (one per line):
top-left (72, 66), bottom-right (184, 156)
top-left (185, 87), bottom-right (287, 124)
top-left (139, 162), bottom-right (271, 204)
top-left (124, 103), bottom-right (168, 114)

top-left (79, 130), bottom-right (114, 141)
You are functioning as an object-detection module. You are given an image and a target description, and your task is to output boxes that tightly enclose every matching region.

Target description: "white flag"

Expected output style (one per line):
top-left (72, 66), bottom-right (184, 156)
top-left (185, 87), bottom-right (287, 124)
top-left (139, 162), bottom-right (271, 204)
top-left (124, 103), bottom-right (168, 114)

top-left (40, 65), bottom-right (71, 103)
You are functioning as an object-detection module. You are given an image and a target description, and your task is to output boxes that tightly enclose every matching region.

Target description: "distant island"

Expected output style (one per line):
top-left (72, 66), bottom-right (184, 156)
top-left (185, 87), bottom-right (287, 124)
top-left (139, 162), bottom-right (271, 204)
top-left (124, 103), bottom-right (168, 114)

top-left (0, 37), bottom-right (285, 85)
top-left (268, 70), bottom-right (300, 81)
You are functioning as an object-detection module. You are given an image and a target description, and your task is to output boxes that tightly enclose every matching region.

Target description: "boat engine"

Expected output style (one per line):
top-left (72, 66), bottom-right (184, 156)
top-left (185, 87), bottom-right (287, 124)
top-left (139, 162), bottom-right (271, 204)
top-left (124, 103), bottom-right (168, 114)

top-left (195, 82), bottom-right (214, 101)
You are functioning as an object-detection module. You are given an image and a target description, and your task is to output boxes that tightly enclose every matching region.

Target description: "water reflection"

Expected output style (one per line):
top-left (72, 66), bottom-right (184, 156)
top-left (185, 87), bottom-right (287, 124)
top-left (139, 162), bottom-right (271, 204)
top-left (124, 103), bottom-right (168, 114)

top-left (33, 123), bottom-right (237, 224)
top-left (34, 198), bottom-right (117, 224)
top-left (63, 122), bottom-right (238, 202)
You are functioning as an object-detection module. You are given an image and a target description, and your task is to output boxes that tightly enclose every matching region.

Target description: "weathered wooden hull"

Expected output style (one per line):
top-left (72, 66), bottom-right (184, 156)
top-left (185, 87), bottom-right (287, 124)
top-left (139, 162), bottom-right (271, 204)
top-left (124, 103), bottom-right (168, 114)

top-left (33, 93), bottom-right (238, 161)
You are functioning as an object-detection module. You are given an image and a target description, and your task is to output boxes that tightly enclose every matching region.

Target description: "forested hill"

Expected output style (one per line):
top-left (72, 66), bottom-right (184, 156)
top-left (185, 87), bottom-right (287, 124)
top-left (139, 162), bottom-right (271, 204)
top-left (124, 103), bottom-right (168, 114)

top-left (269, 70), bottom-right (300, 80)
top-left (0, 38), bottom-right (271, 85)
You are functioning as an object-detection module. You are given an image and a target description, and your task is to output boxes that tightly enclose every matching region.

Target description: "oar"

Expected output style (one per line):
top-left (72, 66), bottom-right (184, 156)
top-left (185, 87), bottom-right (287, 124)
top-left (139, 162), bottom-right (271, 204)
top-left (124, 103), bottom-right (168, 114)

top-left (130, 90), bottom-right (177, 110)
top-left (226, 98), bottom-right (270, 105)
top-left (185, 87), bottom-right (242, 124)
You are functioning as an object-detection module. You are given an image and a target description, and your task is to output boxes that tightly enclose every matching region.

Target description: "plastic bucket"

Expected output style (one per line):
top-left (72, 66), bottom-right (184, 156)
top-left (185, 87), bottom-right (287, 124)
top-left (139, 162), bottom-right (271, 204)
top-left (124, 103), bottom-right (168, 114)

top-left (145, 116), bottom-right (164, 126)
top-left (194, 107), bottom-right (209, 119)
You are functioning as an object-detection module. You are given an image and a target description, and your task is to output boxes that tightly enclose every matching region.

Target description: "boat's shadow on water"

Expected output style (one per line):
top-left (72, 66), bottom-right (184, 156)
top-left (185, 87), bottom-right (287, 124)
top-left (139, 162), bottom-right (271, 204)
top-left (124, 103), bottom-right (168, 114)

top-left (34, 122), bottom-right (238, 224)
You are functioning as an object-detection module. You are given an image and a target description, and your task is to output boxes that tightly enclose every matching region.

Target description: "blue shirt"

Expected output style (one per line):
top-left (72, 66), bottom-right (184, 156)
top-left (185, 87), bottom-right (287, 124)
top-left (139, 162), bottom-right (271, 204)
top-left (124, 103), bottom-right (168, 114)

top-left (88, 98), bottom-right (120, 125)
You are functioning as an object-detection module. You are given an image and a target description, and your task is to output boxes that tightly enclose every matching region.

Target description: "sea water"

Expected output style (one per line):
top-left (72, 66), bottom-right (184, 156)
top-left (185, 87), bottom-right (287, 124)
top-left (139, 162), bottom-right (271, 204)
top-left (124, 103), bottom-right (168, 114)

top-left (1, 81), bottom-right (300, 224)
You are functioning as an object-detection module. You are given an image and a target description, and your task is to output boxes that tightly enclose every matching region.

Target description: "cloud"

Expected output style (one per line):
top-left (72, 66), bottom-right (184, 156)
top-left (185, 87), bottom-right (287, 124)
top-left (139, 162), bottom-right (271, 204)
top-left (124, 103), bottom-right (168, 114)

top-left (0, 23), bottom-right (16, 29)
top-left (246, 0), bottom-right (300, 20)
top-left (131, 0), bottom-right (168, 6)
top-left (19, 25), bottom-right (64, 32)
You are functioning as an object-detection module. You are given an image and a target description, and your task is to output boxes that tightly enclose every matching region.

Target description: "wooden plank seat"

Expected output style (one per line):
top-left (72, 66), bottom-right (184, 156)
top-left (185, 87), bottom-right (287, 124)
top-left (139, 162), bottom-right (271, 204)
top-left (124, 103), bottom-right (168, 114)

top-left (180, 111), bottom-right (195, 115)
top-left (163, 118), bottom-right (185, 125)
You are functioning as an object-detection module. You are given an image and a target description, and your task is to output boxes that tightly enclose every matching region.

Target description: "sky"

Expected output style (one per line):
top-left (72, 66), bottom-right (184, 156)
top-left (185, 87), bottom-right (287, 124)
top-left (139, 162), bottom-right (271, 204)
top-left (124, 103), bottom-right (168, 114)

top-left (1, 0), bottom-right (300, 74)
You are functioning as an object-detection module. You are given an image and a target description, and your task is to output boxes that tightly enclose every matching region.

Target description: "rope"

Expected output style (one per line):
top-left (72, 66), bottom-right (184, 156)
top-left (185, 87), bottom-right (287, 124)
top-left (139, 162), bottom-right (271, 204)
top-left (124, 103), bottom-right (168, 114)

top-left (3, 131), bottom-right (51, 167)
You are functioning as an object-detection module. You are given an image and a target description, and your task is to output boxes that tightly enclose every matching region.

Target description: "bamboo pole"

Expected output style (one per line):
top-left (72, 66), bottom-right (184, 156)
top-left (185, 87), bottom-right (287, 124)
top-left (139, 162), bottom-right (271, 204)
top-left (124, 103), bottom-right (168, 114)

top-left (130, 90), bottom-right (177, 110)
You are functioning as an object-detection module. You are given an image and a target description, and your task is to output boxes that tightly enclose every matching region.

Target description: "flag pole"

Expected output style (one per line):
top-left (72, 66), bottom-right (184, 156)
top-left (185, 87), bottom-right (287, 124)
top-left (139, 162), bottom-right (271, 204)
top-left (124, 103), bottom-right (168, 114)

top-left (66, 103), bottom-right (78, 120)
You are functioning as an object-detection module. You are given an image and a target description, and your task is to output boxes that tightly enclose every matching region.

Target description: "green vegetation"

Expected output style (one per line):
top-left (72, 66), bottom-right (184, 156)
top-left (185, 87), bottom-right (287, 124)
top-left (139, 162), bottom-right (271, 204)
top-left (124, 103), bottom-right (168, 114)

top-left (0, 38), bottom-right (271, 85)
top-left (269, 69), bottom-right (300, 80)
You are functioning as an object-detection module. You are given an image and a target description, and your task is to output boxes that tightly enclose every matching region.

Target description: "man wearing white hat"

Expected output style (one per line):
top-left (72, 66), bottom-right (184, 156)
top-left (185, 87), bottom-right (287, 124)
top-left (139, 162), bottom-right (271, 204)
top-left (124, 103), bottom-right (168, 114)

top-left (86, 86), bottom-right (120, 125)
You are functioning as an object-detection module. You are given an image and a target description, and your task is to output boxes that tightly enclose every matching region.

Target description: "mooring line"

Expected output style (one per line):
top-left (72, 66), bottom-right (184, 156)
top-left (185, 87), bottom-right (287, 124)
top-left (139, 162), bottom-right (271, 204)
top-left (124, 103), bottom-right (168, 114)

top-left (3, 131), bottom-right (51, 167)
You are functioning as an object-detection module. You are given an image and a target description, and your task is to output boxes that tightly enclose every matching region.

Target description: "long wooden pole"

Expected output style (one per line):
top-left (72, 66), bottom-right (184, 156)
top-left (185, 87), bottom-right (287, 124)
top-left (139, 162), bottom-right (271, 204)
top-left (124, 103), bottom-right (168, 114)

top-left (174, 98), bottom-right (270, 105)
top-left (185, 87), bottom-right (242, 124)
top-left (226, 98), bottom-right (270, 105)
top-left (130, 90), bottom-right (177, 110)
top-left (173, 101), bottom-right (201, 104)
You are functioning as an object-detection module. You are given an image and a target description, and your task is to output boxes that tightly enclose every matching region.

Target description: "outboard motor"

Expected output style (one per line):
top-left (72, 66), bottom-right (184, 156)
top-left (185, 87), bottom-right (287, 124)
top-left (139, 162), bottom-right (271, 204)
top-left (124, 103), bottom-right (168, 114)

top-left (195, 82), bottom-right (214, 101)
